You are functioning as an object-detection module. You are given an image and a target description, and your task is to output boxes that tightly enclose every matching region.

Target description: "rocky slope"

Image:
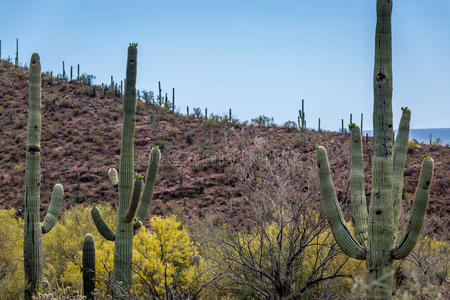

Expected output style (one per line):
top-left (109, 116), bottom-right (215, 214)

top-left (0, 60), bottom-right (448, 237)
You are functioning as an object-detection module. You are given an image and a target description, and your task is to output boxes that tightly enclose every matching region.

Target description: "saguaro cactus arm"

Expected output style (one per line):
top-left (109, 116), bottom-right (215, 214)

top-left (91, 207), bottom-right (115, 241)
top-left (136, 147), bottom-right (161, 222)
top-left (349, 125), bottom-right (369, 247)
top-left (41, 184), bottom-right (64, 234)
top-left (124, 174), bottom-right (143, 223)
top-left (392, 156), bottom-right (434, 259)
top-left (316, 146), bottom-right (366, 260)
top-left (392, 107), bottom-right (411, 230)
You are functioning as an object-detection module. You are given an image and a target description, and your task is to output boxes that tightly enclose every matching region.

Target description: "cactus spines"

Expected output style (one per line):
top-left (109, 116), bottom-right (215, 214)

top-left (316, 1), bottom-right (434, 299)
top-left (90, 45), bottom-right (161, 292)
top-left (82, 234), bottom-right (96, 300)
top-left (24, 53), bottom-right (65, 299)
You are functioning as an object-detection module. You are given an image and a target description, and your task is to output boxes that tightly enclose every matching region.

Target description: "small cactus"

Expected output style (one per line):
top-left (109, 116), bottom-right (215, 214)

top-left (15, 38), bottom-right (18, 65)
top-left (82, 234), bottom-right (96, 300)
top-left (172, 87), bottom-right (175, 112)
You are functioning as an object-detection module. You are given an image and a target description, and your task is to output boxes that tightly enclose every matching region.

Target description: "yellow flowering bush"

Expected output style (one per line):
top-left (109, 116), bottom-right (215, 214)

top-left (0, 209), bottom-right (24, 299)
top-left (42, 206), bottom-right (208, 298)
top-left (0, 207), bottom-right (446, 299)
top-left (132, 215), bottom-right (206, 297)
top-left (42, 205), bottom-right (116, 292)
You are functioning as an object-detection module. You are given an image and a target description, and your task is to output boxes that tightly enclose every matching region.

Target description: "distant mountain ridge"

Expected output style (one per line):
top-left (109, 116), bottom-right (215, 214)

top-left (363, 128), bottom-right (450, 145)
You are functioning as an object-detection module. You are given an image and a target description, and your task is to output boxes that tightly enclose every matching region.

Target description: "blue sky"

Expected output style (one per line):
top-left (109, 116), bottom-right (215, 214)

top-left (1, 0), bottom-right (449, 130)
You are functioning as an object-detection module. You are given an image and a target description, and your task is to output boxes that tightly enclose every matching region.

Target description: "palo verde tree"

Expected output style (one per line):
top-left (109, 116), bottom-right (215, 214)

top-left (316, 1), bottom-right (434, 299)
top-left (90, 44), bottom-right (161, 293)
top-left (23, 53), bottom-right (65, 299)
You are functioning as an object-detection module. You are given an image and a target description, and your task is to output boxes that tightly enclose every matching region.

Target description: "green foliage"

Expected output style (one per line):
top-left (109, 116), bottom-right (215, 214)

top-left (152, 140), bottom-right (167, 152)
top-left (407, 140), bottom-right (422, 154)
top-left (43, 207), bottom-right (208, 298)
top-left (42, 205), bottom-right (116, 292)
top-left (282, 120), bottom-right (297, 132)
top-left (184, 131), bottom-right (194, 144)
top-left (167, 126), bottom-right (179, 137)
top-left (250, 115), bottom-right (274, 127)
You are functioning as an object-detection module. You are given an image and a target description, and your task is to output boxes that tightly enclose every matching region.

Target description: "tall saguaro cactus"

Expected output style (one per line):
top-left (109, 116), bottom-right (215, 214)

top-left (24, 53), bottom-right (65, 299)
top-left (90, 44), bottom-right (161, 291)
top-left (316, 1), bottom-right (434, 299)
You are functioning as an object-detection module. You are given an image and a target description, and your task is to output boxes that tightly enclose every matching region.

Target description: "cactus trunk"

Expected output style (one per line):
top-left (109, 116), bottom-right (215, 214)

top-left (113, 45), bottom-right (137, 287)
top-left (368, 2), bottom-right (395, 297)
top-left (24, 54), bottom-right (43, 297)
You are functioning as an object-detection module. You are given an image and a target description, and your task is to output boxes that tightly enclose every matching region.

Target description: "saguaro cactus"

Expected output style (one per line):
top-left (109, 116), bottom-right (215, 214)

top-left (15, 38), bottom-right (18, 65)
top-left (172, 87), bottom-right (175, 112)
top-left (24, 53), bottom-right (65, 299)
top-left (83, 234), bottom-right (96, 300)
top-left (90, 44), bottom-right (161, 291)
top-left (158, 81), bottom-right (162, 106)
top-left (316, 1), bottom-right (434, 299)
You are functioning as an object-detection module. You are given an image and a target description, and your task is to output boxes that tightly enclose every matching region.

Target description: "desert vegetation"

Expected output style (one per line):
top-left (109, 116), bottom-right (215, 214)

top-left (0, 0), bottom-right (449, 299)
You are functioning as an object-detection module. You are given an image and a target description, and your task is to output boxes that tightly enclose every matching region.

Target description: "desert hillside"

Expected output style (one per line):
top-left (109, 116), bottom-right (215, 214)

top-left (0, 60), bottom-right (448, 236)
